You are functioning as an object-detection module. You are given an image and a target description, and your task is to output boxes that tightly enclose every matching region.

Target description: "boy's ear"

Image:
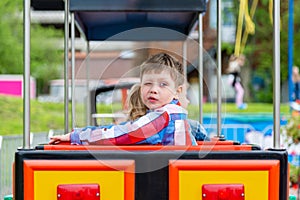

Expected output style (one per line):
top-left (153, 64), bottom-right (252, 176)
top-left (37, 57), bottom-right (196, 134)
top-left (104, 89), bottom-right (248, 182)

top-left (175, 85), bottom-right (183, 99)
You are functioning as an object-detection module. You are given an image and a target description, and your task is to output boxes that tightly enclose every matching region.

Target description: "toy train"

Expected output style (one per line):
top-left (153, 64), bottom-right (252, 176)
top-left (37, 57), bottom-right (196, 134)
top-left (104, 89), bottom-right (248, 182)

top-left (15, 0), bottom-right (288, 199)
top-left (13, 140), bottom-right (288, 200)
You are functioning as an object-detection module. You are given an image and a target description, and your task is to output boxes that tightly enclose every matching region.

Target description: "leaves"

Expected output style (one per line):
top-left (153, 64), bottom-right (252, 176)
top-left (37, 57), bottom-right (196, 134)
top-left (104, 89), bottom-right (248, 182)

top-left (282, 113), bottom-right (300, 142)
top-left (0, 0), bottom-right (63, 95)
top-left (228, 1), bottom-right (300, 103)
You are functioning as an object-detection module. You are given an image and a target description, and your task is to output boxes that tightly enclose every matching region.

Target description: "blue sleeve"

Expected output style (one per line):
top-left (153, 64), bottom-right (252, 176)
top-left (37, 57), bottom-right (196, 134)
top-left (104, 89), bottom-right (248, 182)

top-left (70, 128), bottom-right (83, 144)
top-left (70, 121), bottom-right (129, 144)
top-left (187, 119), bottom-right (210, 141)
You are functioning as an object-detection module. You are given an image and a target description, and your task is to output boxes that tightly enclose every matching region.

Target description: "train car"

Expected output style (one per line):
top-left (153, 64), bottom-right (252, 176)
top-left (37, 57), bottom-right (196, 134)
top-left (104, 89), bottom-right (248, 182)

top-left (13, 0), bottom-right (289, 199)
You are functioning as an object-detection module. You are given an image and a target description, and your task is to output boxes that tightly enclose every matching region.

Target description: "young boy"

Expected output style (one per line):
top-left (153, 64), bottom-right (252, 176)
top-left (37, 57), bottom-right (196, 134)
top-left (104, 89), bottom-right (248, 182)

top-left (49, 54), bottom-right (196, 145)
top-left (142, 53), bottom-right (209, 141)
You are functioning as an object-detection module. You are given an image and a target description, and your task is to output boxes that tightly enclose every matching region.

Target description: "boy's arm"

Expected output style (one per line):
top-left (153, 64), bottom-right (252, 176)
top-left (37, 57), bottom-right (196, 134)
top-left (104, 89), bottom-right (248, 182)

top-left (71, 111), bottom-right (169, 145)
top-left (48, 122), bottom-right (129, 145)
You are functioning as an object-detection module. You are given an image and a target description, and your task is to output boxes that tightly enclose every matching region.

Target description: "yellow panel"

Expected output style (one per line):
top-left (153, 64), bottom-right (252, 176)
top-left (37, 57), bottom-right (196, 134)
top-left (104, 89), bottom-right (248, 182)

top-left (34, 170), bottom-right (124, 200)
top-left (179, 170), bottom-right (268, 200)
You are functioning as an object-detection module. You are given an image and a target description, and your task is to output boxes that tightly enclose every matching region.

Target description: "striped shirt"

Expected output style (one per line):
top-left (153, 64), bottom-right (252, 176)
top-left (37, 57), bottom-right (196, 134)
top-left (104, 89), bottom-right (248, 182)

top-left (70, 99), bottom-right (196, 145)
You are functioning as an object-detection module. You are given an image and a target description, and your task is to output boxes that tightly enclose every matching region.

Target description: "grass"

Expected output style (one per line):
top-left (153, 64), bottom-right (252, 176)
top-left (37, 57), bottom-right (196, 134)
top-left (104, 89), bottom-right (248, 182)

top-left (0, 95), bottom-right (123, 135)
top-left (188, 102), bottom-right (290, 118)
top-left (0, 95), bottom-right (291, 135)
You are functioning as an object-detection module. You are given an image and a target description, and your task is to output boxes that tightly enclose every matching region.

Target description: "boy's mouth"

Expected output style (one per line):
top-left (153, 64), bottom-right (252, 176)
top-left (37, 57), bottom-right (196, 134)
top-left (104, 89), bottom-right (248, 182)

top-left (148, 96), bottom-right (158, 102)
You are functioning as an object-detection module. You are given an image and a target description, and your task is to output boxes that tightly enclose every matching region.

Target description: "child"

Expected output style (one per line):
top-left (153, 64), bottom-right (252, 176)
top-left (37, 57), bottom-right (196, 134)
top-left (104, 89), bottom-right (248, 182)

top-left (49, 53), bottom-right (196, 145)
top-left (227, 54), bottom-right (247, 109)
top-left (142, 53), bottom-right (208, 140)
top-left (127, 82), bottom-right (209, 141)
top-left (126, 53), bottom-right (208, 140)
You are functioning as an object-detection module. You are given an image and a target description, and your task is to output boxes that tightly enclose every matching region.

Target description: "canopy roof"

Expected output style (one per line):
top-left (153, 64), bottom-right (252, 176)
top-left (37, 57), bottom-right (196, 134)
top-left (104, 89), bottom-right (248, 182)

top-left (69, 0), bottom-right (207, 41)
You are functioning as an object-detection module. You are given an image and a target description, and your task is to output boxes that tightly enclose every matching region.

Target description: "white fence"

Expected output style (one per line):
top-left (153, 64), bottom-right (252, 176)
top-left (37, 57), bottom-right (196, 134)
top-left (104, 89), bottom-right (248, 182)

top-left (0, 132), bottom-right (50, 199)
top-left (204, 124), bottom-right (276, 148)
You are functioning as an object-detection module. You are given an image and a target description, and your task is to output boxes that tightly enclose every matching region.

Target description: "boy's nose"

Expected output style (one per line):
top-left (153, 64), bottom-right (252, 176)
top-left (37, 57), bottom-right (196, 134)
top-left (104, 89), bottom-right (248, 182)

top-left (149, 84), bottom-right (158, 94)
top-left (150, 90), bottom-right (157, 94)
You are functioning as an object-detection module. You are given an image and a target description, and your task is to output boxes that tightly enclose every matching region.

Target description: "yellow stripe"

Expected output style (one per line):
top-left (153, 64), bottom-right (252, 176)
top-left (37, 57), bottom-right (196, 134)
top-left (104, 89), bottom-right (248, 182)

top-left (179, 170), bottom-right (268, 200)
top-left (34, 170), bottom-right (124, 200)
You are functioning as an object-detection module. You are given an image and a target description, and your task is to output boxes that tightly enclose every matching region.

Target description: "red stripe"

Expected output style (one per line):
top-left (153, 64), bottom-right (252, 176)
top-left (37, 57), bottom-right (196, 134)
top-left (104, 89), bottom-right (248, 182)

top-left (90, 112), bottom-right (169, 145)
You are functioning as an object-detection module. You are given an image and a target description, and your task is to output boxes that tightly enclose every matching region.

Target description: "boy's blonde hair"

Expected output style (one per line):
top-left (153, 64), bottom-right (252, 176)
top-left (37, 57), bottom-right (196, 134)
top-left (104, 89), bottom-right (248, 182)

top-left (140, 53), bottom-right (185, 87)
top-left (143, 53), bottom-right (184, 74)
top-left (127, 53), bottom-right (186, 121)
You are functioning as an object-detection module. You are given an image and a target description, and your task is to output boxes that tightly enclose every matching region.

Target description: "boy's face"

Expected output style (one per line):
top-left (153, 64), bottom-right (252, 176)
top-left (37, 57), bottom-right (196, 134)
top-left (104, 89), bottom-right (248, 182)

top-left (140, 70), bottom-right (181, 110)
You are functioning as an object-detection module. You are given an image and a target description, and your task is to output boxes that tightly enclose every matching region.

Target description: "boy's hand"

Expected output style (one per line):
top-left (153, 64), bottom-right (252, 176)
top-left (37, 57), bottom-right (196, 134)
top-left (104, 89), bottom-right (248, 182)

top-left (49, 133), bottom-right (71, 144)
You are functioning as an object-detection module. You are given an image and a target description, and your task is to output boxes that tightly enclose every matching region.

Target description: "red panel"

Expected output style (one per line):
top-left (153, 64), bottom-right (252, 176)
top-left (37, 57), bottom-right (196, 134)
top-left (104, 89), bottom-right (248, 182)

top-left (202, 184), bottom-right (245, 200)
top-left (23, 160), bottom-right (135, 200)
top-left (43, 144), bottom-right (252, 151)
top-left (57, 184), bottom-right (100, 200)
top-left (169, 160), bottom-right (280, 200)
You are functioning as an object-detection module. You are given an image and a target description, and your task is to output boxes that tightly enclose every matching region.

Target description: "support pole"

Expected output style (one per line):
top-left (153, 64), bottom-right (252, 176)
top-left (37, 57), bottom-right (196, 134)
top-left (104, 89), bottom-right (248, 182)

top-left (273, 0), bottom-right (281, 148)
top-left (64, 0), bottom-right (70, 133)
top-left (198, 13), bottom-right (204, 124)
top-left (23, 0), bottom-right (31, 149)
top-left (71, 13), bottom-right (76, 129)
top-left (86, 42), bottom-right (91, 125)
top-left (217, 0), bottom-right (222, 137)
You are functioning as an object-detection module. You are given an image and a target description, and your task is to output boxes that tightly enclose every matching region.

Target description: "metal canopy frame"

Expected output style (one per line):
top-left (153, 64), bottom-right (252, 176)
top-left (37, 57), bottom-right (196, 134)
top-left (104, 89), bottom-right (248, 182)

top-left (69, 0), bottom-right (206, 41)
top-left (23, 0), bottom-right (281, 149)
top-left (66, 0), bottom-right (207, 131)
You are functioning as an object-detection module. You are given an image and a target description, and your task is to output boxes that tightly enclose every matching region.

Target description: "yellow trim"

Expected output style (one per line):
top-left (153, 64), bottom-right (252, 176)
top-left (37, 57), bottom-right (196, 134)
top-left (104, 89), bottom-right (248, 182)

top-left (34, 170), bottom-right (124, 200)
top-left (178, 170), bottom-right (268, 200)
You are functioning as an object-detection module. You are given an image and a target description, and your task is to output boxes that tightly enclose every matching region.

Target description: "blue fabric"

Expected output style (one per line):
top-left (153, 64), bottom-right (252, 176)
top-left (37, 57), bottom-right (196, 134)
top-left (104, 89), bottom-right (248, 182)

top-left (188, 119), bottom-right (210, 141)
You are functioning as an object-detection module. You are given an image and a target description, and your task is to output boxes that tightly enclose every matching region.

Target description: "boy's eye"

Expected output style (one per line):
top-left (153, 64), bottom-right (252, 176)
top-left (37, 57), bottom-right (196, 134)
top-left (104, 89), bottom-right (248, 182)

top-left (159, 82), bottom-right (168, 87)
top-left (144, 82), bottom-right (152, 86)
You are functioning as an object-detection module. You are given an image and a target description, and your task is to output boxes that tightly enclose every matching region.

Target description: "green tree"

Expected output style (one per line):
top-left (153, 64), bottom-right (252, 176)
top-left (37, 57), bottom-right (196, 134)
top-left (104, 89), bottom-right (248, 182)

top-left (248, 0), bottom-right (284, 103)
top-left (228, 0), bottom-right (300, 103)
top-left (0, 0), bottom-right (23, 74)
top-left (0, 0), bottom-right (63, 95)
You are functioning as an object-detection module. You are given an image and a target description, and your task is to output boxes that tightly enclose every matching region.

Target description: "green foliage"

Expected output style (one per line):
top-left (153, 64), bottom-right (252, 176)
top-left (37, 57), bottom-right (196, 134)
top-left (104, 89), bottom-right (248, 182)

top-left (293, 3), bottom-right (300, 68)
top-left (0, 0), bottom-right (63, 95)
top-left (0, 0), bottom-right (23, 74)
top-left (281, 112), bottom-right (300, 184)
top-left (289, 164), bottom-right (300, 184)
top-left (0, 96), bottom-right (123, 135)
top-left (30, 25), bottom-right (63, 94)
top-left (281, 113), bottom-right (300, 143)
top-left (228, 1), bottom-right (300, 103)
